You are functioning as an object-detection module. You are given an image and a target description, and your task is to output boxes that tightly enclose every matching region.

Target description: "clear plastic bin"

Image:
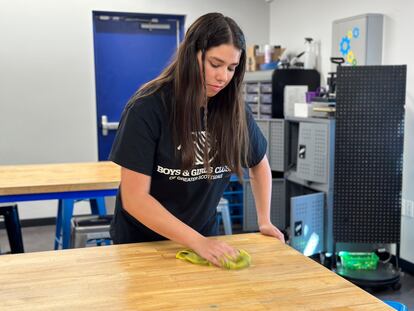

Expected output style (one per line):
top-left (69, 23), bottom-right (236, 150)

top-left (338, 251), bottom-right (379, 270)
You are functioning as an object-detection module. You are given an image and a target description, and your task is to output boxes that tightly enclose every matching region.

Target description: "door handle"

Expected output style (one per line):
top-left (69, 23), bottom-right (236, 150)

top-left (101, 115), bottom-right (119, 136)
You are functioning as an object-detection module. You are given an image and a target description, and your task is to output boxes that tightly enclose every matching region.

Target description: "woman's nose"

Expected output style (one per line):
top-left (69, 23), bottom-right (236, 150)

top-left (216, 67), bottom-right (228, 83)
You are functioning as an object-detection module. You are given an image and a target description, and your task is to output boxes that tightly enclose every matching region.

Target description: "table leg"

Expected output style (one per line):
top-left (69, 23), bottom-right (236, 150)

top-left (61, 199), bottom-right (75, 249)
top-left (90, 197), bottom-right (107, 216)
top-left (54, 200), bottom-right (63, 250)
top-left (1, 205), bottom-right (24, 253)
top-left (90, 197), bottom-right (108, 245)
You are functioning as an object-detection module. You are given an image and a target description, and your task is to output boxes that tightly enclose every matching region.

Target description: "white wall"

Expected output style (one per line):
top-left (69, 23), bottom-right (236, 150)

top-left (269, 0), bottom-right (414, 263)
top-left (0, 0), bottom-right (270, 219)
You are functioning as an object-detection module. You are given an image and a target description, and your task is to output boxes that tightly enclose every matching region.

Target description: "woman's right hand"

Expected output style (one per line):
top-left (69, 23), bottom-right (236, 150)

top-left (192, 237), bottom-right (239, 267)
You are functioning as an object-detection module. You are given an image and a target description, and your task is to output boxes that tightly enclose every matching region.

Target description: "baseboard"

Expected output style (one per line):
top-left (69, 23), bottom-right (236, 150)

top-left (399, 257), bottom-right (414, 275)
top-left (0, 217), bottom-right (56, 229)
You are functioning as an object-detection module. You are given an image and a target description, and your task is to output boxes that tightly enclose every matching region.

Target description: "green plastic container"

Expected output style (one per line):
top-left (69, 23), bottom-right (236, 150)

top-left (338, 251), bottom-right (379, 270)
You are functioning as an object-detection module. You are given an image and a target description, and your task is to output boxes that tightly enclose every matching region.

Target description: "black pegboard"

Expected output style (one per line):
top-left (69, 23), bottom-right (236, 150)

top-left (333, 65), bottom-right (406, 244)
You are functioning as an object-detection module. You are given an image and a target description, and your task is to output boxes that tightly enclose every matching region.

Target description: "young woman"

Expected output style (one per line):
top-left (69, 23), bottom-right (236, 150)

top-left (109, 12), bottom-right (284, 267)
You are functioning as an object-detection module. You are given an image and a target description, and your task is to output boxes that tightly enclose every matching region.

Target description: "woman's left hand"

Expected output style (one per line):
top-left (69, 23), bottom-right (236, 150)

top-left (259, 222), bottom-right (285, 243)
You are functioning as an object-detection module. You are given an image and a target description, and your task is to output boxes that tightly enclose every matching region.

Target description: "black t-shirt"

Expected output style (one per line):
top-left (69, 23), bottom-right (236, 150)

top-left (109, 84), bottom-right (267, 244)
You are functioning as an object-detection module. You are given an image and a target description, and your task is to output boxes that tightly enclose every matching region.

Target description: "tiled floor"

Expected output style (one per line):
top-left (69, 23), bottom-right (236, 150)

top-left (1, 225), bottom-right (413, 309)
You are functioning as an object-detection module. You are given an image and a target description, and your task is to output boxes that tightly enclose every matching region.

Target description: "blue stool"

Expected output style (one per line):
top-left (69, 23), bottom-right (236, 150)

top-left (384, 300), bottom-right (408, 311)
top-left (54, 197), bottom-right (107, 250)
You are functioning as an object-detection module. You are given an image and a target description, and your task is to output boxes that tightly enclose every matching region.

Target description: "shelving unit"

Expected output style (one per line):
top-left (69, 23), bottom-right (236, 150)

top-left (241, 71), bottom-right (286, 234)
top-left (223, 72), bottom-right (274, 227)
top-left (241, 70), bottom-right (335, 258)
top-left (243, 70), bottom-right (273, 119)
top-left (244, 71), bottom-right (287, 172)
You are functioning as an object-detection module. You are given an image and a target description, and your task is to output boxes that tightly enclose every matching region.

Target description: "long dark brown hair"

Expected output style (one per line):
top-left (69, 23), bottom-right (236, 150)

top-left (131, 12), bottom-right (248, 181)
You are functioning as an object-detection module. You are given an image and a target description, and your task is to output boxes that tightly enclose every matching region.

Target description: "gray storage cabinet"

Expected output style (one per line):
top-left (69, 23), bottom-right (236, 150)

top-left (296, 122), bottom-right (329, 184)
top-left (243, 178), bottom-right (286, 231)
top-left (285, 117), bottom-right (335, 254)
top-left (290, 192), bottom-right (324, 256)
top-left (256, 119), bottom-right (286, 172)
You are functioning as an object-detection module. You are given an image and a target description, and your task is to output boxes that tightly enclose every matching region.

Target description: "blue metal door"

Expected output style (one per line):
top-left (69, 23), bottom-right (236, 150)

top-left (93, 11), bottom-right (185, 160)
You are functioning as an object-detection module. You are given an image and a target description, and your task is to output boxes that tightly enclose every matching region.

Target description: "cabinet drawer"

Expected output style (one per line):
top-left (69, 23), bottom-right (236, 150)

top-left (246, 83), bottom-right (259, 93)
top-left (260, 104), bottom-right (272, 114)
top-left (245, 94), bottom-right (259, 102)
top-left (261, 94), bottom-right (272, 104)
top-left (260, 83), bottom-right (272, 93)
top-left (249, 103), bottom-right (259, 113)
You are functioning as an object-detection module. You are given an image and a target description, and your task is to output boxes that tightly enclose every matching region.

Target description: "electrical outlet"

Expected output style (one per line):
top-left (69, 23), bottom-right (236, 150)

top-left (402, 199), bottom-right (414, 218)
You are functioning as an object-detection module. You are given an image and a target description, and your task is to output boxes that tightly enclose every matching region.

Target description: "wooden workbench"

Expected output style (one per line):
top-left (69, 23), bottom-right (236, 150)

top-left (0, 161), bottom-right (121, 249)
top-left (0, 161), bottom-right (120, 196)
top-left (0, 233), bottom-right (392, 310)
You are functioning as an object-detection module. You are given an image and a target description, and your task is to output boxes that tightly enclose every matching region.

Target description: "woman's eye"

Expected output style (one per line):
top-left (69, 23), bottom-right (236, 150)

top-left (228, 67), bottom-right (236, 72)
top-left (211, 63), bottom-right (220, 68)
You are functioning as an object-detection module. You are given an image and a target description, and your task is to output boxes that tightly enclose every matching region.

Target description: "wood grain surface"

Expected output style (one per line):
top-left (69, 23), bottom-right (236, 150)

top-left (0, 233), bottom-right (392, 310)
top-left (0, 161), bottom-right (120, 195)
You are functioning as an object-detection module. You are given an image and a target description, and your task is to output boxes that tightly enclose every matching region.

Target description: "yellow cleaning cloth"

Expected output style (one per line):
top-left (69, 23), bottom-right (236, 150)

top-left (176, 249), bottom-right (251, 270)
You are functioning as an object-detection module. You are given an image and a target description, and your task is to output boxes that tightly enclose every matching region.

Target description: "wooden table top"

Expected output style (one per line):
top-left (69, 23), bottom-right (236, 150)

top-left (0, 161), bottom-right (120, 196)
top-left (0, 233), bottom-right (392, 310)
